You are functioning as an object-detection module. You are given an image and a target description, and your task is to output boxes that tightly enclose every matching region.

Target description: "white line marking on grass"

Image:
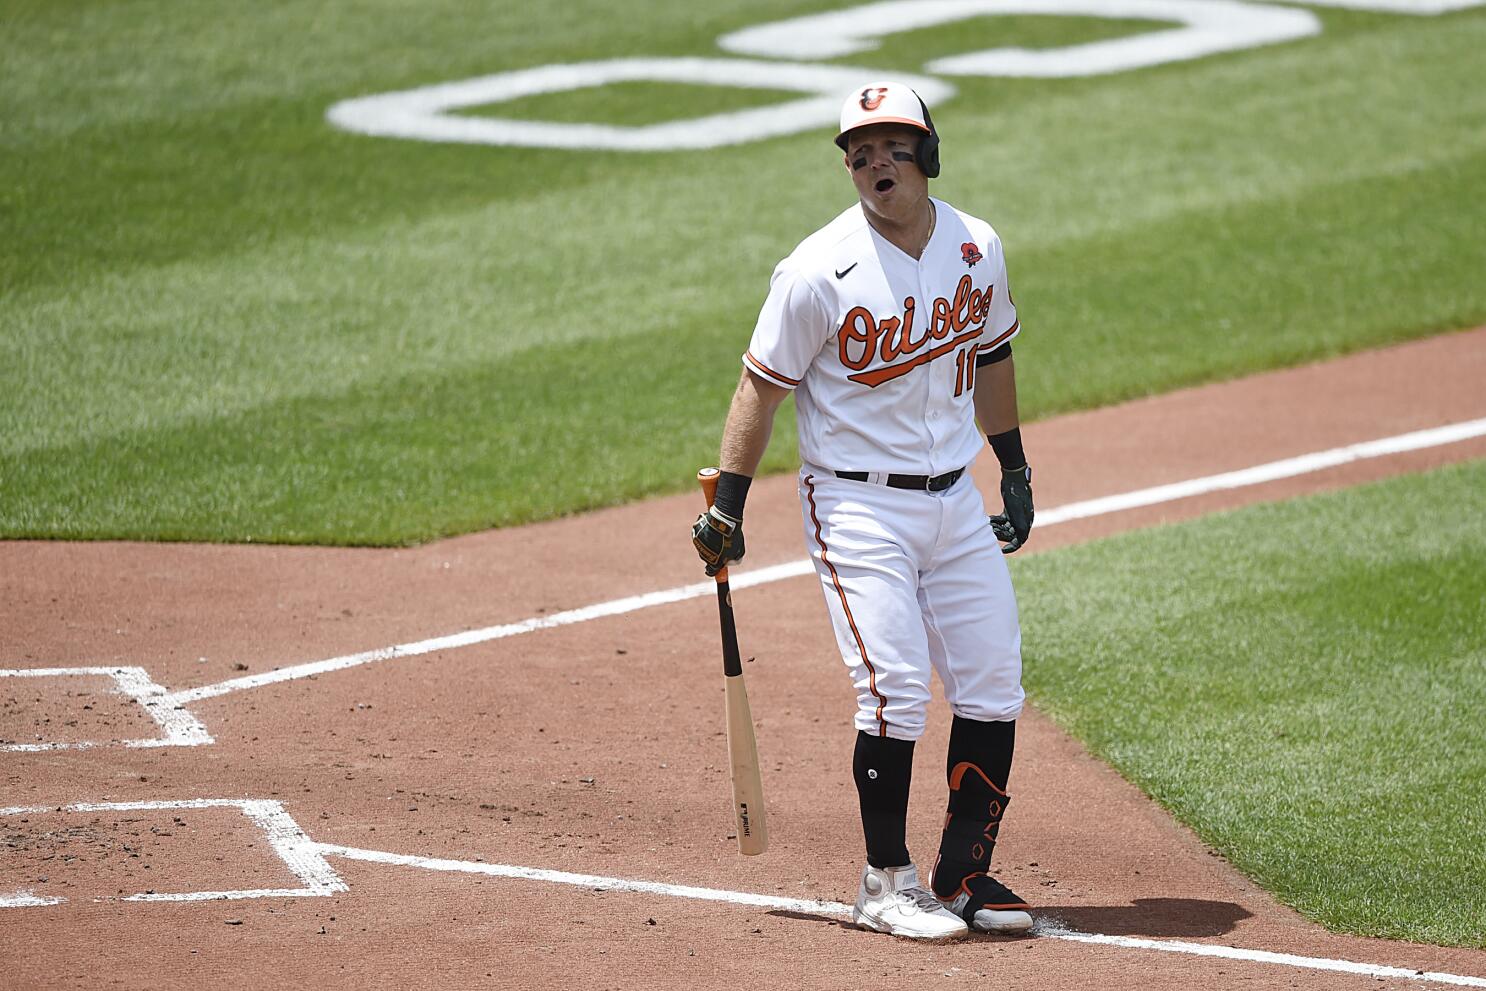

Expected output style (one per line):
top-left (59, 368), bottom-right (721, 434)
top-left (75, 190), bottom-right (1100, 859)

top-left (163, 416), bottom-right (1486, 706)
top-left (0, 667), bottom-right (212, 751)
top-left (719, 0), bottom-right (1320, 78)
top-left (1290, 0), bottom-right (1486, 14)
top-left (319, 844), bottom-right (1485, 987)
top-left (328, 59), bottom-right (954, 151)
top-left (0, 799), bottom-right (346, 904)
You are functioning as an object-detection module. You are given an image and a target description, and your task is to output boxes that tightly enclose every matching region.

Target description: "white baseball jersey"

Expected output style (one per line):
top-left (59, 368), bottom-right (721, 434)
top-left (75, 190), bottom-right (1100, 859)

top-left (743, 197), bottom-right (1019, 475)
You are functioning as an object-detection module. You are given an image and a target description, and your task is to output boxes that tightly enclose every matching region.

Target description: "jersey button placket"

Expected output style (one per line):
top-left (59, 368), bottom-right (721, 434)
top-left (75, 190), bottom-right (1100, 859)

top-left (918, 240), bottom-right (949, 476)
top-left (915, 249), bottom-right (933, 474)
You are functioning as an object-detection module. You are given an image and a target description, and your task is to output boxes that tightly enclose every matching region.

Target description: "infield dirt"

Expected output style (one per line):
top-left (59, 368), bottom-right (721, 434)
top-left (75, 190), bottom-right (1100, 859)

top-left (2, 327), bottom-right (1484, 989)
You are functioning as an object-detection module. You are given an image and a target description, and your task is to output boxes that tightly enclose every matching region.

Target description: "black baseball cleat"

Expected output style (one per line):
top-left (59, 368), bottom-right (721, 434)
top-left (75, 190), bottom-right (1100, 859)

top-left (936, 873), bottom-right (1033, 934)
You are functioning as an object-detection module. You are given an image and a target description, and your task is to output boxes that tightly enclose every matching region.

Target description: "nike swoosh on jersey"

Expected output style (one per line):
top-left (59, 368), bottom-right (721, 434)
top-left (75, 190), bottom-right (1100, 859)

top-left (835, 263), bottom-right (858, 280)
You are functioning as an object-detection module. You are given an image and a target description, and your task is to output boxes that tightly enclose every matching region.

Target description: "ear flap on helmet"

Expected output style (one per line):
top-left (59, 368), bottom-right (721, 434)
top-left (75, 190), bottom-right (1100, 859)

top-left (916, 96), bottom-right (941, 179)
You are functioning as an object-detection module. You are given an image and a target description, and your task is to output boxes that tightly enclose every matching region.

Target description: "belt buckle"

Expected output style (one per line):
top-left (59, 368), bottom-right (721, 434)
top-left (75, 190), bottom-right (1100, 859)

top-left (928, 470), bottom-right (954, 492)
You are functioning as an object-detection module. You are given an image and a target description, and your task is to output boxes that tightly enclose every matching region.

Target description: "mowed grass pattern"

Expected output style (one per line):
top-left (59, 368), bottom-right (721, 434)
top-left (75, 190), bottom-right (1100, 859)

top-left (3, 1), bottom-right (1485, 543)
top-left (1015, 460), bottom-right (1486, 947)
top-left (6, 0), bottom-right (1485, 953)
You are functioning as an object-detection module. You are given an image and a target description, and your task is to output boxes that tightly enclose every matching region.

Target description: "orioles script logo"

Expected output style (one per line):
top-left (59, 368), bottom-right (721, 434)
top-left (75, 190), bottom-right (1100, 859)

top-left (838, 274), bottom-right (994, 388)
top-left (859, 86), bottom-right (889, 110)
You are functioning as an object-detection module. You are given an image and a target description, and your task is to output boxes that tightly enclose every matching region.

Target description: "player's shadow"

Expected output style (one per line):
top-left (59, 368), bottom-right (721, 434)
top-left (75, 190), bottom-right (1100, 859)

top-left (1034, 898), bottom-right (1252, 938)
top-left (767, 909), bottom-right (853, 926)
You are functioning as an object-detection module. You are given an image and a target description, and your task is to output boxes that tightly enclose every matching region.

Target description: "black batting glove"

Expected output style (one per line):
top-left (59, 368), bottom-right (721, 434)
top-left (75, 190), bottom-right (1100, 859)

top-left (990, 464), bottom-right (1033, 554)
top-left (692, 506), bottom-right (746, 576)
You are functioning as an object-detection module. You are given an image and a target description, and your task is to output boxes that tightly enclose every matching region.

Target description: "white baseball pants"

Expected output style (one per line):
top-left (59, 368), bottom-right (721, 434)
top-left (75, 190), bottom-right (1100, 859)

top-left (798, 465), bottom-right (1024, 741)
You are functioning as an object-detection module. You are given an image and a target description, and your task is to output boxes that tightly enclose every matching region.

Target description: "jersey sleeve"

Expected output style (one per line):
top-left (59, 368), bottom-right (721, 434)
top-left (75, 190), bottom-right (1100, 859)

top-left (982, 236), bottom-right (1021, 351)
top-left (742, 261), bottom-right (832, 391)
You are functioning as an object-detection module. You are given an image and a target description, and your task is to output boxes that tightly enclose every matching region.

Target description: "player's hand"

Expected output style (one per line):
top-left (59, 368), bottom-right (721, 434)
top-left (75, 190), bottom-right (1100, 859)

top-left (990, 465), bottom-right (1033, 554)
top-left (692, 506), bottom-right (746, 576)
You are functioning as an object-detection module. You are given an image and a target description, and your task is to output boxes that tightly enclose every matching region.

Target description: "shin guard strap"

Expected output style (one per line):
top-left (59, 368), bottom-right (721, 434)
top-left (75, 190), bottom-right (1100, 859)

top-left (933, 762), bottom-right (1012, 898)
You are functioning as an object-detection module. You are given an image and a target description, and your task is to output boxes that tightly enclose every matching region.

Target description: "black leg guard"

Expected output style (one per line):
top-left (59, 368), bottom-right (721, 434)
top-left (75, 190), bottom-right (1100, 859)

top-left (931, 718), bottom-right (1028, 914)
top-left (930, 761), bottom-right (1024, 903)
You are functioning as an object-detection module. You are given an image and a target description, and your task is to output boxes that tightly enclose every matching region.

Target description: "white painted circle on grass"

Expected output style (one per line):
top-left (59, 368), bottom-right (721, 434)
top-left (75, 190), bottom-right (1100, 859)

top-left (718, 0), bottom-right (1320, 78)
top-left (326, 58), bottom-right (956, 151)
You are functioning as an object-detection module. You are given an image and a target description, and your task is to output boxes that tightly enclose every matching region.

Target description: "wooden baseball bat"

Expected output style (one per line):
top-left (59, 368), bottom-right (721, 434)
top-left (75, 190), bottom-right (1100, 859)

top-left (697, 467), bottom-right (769, 856)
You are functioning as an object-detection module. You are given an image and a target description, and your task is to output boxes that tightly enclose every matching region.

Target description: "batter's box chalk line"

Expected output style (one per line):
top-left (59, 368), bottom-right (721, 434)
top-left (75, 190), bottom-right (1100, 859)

top-left (1, 805), bottom-right (1481, 988)
top-left (313, 847), bottom-right (1484, 988)
top-left (0, 799), bottom-right (346, 905)
top-left (0, 667), bottom-right (211, 752)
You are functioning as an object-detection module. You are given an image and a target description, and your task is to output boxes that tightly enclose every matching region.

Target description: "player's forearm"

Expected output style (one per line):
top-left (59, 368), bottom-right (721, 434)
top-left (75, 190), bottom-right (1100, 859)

top-left (719, 370), bottom-right (787, 479)
top-left (974, 355), bottom-right (1020, 436)
top-left (710, 370), bottom-right (788, 519)
top-left (975, 354), bottom-right (1029, 473)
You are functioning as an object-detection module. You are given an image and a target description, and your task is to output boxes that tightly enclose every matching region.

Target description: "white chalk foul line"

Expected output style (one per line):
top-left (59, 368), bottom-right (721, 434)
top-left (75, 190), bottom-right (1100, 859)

top-left (1038, 927), bottom-right (1486, 989)
top-left (0, 799), bottom-right (346, 904)
top-left (0, 890), bottom-right (65, 908)
top-left (1037, 417), bottom-right (1486, 526)
top-left (317, 844), bottom-right (1486, 988)
top-left (163, 415), bottom-right (1486, 707)
top-left (7, 416), bottom-right (1484, 737)
top-left (317, 843), bottom-right (847, 916)
top-left (161, 579), bottom-right (754, 705)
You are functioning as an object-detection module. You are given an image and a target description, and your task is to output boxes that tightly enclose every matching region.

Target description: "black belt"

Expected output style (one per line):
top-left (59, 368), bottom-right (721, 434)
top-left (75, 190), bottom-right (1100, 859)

top-left (834, 467), bottom-right (965, 492)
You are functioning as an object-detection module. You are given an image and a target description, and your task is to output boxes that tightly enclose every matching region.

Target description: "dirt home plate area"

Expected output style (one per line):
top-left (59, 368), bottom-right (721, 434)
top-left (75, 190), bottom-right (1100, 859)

top-left (3, 329), bottom-right (1485, 990)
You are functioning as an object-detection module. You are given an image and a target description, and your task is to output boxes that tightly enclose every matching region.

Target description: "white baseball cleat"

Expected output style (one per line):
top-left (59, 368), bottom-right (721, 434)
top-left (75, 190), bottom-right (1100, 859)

top-left (851, 863), bottom-right (970, 941)
top-left (941, 890), bottom-right (1034, 934)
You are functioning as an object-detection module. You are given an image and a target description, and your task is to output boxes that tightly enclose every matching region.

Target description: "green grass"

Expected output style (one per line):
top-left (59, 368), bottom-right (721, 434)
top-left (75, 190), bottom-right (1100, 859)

top-left (1015, 460), bottom-right (1486, 947)
top-left (3, 0), bottom-right (1484, 951)
top-left (3, 2), bottom-right (1486, 541)
top-left (464, 82), bottom-right (805, 125)
top-left (833, 14), bottom-right (1179, 71)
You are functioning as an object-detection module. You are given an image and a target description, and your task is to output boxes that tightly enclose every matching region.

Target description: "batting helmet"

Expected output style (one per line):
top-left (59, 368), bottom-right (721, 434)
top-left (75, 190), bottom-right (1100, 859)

top-left (834, 81), bottom-right (940, 179)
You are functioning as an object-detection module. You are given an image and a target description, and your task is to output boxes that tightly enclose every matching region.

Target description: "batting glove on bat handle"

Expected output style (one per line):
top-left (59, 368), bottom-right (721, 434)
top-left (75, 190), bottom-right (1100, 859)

top-left (990, 464), bottom-right (1034, 554)
top-left (692, 505), bottom-right (746, 576)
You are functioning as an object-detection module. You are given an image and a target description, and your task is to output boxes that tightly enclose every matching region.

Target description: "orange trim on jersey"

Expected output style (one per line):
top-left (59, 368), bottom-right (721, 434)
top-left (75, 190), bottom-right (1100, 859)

top-left (804, 473), bottom-right (888, 736)
top-left (986, 319), bottom-right (1020, 350)
top-left (847, 325), bottom-right (983, 388)
top-left (743, 351), bottom-right (801, 388)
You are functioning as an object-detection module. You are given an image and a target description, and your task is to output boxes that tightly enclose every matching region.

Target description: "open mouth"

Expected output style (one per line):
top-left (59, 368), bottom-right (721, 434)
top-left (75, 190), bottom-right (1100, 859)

top-left (875, 178), bottom-right (895, 193)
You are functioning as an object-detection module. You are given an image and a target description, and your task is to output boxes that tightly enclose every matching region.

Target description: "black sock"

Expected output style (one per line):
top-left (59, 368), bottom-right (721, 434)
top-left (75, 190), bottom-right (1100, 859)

top-left (945, 715), bottom-right (1015, 790)
top-left (853, 731), bottom-right (915, 869)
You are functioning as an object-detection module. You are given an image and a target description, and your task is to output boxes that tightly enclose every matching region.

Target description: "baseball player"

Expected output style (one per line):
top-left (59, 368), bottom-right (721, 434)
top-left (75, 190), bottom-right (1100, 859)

top-left (692, 82), bottom-right (1036, 941)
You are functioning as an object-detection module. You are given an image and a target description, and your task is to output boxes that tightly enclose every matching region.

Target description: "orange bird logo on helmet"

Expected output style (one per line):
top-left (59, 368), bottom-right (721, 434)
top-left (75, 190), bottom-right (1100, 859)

top-left (859, 87), bottom-right (889, 111)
